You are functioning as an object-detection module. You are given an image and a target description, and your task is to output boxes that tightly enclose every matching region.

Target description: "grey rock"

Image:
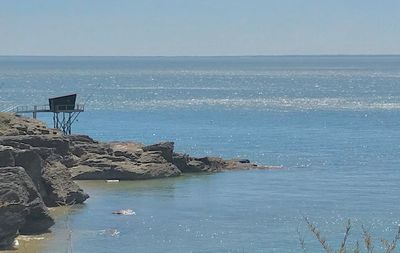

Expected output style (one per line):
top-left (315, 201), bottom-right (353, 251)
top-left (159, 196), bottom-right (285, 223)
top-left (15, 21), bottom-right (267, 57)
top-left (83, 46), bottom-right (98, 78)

top-left (172, 153), bottom-right (189, 172)
top-left (3, 144), bottom-right (89, 207)
top-left (0, 167), bottom-right (54, 248)
top-left (0, 135), bottom-right (70, 156)
top-left (138, 151), bottom-right (167, 164)
top-left (142, 142), bottom-right (174, 163)
top-left (42, 159), bottom-right (89, 206)
top-left (13, 149), bottom-right (48, 198)
top-left (0, 146), bottom-right (15, 167)
top-left (186, 160), bottom-right (207, 172)
top-left (71, 162), bottom-right (181, 180)
top-left (195, 157), bottom-right (227, 172)
top-left (182, 157), bottom-right (226, 173)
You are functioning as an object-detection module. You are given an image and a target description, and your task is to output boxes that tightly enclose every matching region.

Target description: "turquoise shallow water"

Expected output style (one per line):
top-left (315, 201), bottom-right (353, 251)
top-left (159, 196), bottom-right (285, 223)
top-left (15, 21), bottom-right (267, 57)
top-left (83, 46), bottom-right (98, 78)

top-left (1, 56), bottom-right (400, 252)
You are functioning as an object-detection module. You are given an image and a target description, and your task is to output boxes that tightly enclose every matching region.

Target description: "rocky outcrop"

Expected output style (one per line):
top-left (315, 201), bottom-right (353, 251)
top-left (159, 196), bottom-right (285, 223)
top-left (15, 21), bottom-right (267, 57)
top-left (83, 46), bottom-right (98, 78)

top-left (0, 138), bottom-right (89, 206)
top-left (0, 112), bottom-right (58, 136)
top-left (71, 162), bottom-right (180, 180)
top-left (0, 112), bottom-right (282, 248)
top-left (68, 139), bottom-right (280, 179)
top-left (0, 135), bottom-right (70, 156)
top-left (142, 142), bottom-right (174, 163)
top-left (171, 153), bottom-right (278, 173)
top-left (0, 167), bottom-right (54, 249)
top-left (42, 158), bottom-right (89, 206)
top-left (69, 139), bottom-right (181, 180)
top-left (0, 146), bottom-right (14, 167)
top-left (0, 114), bottom-right (280, 182)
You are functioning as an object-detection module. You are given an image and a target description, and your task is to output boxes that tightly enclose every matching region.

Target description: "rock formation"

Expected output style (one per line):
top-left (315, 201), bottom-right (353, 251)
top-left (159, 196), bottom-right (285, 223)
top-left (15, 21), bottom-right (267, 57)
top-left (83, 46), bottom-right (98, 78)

top-left (0, 167), bottom-right (54, 249)
top-left (0, 112), bottom-right (281, 248)
top-left (0, 137), bottom-right (89, 207)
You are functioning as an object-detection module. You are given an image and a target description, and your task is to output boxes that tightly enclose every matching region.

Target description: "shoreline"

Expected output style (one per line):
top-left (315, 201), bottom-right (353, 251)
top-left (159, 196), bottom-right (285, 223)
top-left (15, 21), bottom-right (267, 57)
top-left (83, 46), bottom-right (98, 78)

top-left (0, 112), bottom-right (281, 249)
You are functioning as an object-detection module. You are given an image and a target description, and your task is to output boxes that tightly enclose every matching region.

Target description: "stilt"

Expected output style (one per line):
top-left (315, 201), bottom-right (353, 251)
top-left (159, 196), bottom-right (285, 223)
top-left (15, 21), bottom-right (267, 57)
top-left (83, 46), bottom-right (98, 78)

top-left (14, 94), bottom-right (84, 135)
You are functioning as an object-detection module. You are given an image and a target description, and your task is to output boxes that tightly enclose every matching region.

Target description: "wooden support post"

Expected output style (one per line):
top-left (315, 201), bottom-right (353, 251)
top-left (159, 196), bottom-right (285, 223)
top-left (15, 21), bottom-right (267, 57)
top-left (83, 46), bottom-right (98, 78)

top-left (33, 105), bottom-right (37, 119)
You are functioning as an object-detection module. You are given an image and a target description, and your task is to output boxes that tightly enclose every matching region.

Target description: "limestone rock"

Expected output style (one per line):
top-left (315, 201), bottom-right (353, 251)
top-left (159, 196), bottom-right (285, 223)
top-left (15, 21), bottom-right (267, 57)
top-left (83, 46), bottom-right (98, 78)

top-left (0, 135), bottom-right (70, 156)
top-left (0, 113), bottom-right (59, 136)
top-left (142, 142), bottom-right (174, 163)
top-left (70, 162), bottom-right (181, 180)
top-left (173, 155), bottom-right (226, 173)
top-left (138, 151), bottom-right (167, 164)
top-left (0, 167), bottom-right (54, 249)
top-left (0, 142), bottom-right (89, 207)
top-left (172, 153), bottom-right (189, 172)
top-left (0, 146), bottom-right (15, 167)
top-left (224, 159), bottom-right (283, 170)
top-left (42, 159), bottom-right (89, 207)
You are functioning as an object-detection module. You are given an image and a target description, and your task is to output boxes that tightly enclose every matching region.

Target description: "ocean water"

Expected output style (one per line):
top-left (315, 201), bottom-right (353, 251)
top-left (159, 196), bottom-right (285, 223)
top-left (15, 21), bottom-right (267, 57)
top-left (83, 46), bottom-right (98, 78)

top-left (1, 56), bottom-right (400, 252)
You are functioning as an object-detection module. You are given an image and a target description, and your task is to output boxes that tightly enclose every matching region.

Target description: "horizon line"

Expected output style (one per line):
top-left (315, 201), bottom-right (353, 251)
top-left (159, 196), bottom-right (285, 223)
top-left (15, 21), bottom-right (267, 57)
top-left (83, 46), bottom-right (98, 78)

top-left (0, 54), bottom-right (400, 58)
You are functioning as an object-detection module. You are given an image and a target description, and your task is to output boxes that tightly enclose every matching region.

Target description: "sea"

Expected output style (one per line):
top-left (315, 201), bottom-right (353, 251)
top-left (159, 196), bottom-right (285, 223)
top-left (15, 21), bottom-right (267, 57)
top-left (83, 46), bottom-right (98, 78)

top-left (0, 56), bottom-right (400, 253)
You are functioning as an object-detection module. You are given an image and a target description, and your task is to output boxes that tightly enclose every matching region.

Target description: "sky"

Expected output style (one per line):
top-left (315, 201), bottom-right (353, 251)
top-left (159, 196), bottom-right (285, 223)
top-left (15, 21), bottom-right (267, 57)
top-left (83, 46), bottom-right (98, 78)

top-left (1, 0), bottom-right (399, 56)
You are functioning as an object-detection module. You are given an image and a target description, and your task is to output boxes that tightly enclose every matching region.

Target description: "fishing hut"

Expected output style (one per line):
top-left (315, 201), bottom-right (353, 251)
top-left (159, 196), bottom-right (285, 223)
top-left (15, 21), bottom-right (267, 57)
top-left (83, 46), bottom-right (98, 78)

top-left (15, 94), bottom-right (84, 135)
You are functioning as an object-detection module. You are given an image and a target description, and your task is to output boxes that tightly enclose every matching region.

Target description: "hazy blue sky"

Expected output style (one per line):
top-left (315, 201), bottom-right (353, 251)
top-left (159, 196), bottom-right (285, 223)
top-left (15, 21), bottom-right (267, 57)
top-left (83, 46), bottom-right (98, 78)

top-left (1, 0), bottom-right (399, 56)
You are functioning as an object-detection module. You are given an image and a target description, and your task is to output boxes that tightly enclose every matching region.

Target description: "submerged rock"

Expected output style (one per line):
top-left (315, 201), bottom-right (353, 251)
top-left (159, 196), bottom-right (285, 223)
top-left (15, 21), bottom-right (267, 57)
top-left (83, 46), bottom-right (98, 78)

top-left (112, 209), bottom-right (135, 215)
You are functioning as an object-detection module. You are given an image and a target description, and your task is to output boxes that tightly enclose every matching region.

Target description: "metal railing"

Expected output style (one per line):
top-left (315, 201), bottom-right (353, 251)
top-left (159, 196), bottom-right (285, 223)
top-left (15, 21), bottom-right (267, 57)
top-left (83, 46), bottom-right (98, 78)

top-left (52, 104), bottom-right (85, 112)
top-left (13, 104), bottom-right (85, 113)
top-left (0, 105), bottom-right (18, 112)
top-left (15, 105), bottom-right (49, 113)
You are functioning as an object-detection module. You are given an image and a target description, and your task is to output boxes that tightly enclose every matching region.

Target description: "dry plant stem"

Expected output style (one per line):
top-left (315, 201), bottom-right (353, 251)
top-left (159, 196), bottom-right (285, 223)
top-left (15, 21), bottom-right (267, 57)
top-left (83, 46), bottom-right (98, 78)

top-left (353, 241), bottom-right (360, 253)
top-left (362, 226), bottom-right (374, 253)
top-left (297, 225), bottom-right (308, 253)
top-left (382, 226), bottom-right (400, 253)
top-left (304, 217), bottom-right (334, 253)
top-left (303, 219), bottom-right (400, 253)
top-left (338, 219), bottom-right (351, 253)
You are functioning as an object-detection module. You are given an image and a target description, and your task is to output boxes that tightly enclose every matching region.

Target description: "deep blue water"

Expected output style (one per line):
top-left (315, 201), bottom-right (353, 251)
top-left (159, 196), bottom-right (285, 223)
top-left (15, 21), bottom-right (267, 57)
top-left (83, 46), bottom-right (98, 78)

top-left (1, 56), bottom-right (400, 252)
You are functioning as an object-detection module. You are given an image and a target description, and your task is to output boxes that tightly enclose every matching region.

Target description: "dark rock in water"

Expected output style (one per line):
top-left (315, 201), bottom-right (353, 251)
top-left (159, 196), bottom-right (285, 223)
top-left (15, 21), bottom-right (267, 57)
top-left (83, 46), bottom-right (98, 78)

top-left (186, 160), bottom-right (207, 172)
top-left (0, 167), bottom-right (54, 248)
top-left (70, 141), bottom-right (182, 180)
top-left (176, 156), bottom-right (227, 173)
top-left (0, 112), bottom-right (283, 248)
top-left (224, 159), bottom-right (283, 170)
top-left (236, 159), bottom-right (250, 164)
top-left (172, 153), bottom-right (190, 171)
top-left (195, 157), bottom-right (226, 172)
top-left (71, 162), bottom-right (181, 180)
top-left (42, 159), bottom-right (89, 207)
top-left (142, 142), bottom-right (174, 163)
top-left (138, 163), bottom-right (181, 178)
